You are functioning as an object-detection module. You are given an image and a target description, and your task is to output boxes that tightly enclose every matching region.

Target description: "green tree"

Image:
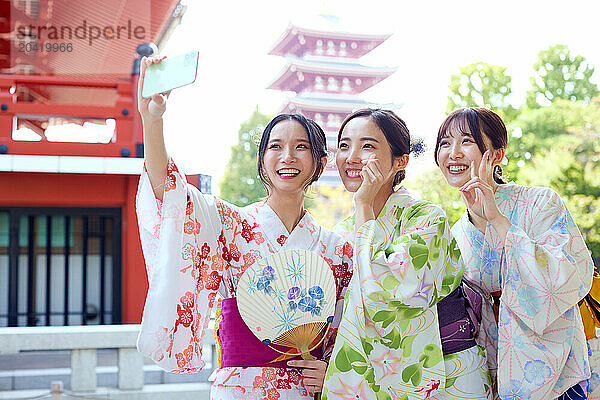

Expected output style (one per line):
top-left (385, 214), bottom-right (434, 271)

top-left (551, 101), bottom-right (600, 258)
top-left (447, 62), bottom-right (517, 123)
top-left (526, 44), bottom-right (598, 108)
top-left (219, 107), bottom-right (271, 206)
top-left (506, 99), bottom-right (600, 259)
top-left (505, 99), bottom-right (588, 181)
top-left (443, 46), bottom-right (600, 260)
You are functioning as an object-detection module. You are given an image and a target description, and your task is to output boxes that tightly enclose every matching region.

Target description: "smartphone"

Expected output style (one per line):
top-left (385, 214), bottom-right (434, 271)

top-left (141, 50), bottom-right (199, 98)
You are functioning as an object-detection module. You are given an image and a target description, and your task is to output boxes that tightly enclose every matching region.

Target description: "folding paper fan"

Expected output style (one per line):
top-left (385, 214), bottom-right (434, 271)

top-left (237, 249), bottom-right (336, 360)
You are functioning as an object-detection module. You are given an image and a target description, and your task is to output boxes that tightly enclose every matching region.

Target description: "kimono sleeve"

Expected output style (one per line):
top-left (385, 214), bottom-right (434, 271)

top-left (355, 202), bottom-right (463, 309)
top-left (321, 236), bottom-right (354, 362)
top-left (136, 159), bottom-right (225, 372)
top-left (502, 188), bottom-right (594, 335)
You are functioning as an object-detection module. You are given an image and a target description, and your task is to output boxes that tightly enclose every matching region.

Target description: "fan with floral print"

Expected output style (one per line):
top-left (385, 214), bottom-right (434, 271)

top-left (237, 249), bottom-right (336, 360)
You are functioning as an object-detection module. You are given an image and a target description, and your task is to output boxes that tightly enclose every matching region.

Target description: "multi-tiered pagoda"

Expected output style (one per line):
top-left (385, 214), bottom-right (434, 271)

top-left (268, 24), bottom-right (396, 185)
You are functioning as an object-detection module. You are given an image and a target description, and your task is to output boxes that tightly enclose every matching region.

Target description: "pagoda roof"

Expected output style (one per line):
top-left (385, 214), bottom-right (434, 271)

top-left (269, 24), bottom-right (391, 58)
top-left (267, 58), bottom-right (396, 91)
top-left (281, 96), bottom-right (398, 114)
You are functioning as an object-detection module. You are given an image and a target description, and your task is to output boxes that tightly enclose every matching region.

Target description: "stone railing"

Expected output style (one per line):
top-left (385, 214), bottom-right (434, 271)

top-left (0, 324), bottom-right (214, 399)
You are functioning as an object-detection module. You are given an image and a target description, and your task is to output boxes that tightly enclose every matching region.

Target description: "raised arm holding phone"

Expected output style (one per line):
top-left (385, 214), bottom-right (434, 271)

top-left (135, 55), bottom-right (354, 399)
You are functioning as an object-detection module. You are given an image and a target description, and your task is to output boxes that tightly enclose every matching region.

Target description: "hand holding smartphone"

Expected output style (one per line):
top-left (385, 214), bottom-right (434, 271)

top-left (141, 50), bottom-right (199, 98)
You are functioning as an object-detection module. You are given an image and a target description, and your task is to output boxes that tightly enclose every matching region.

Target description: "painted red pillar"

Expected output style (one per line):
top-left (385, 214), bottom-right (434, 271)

top-left (0, 78), bottom-right (14, 146)
top-left (121, 173), bottom-right (147, 323)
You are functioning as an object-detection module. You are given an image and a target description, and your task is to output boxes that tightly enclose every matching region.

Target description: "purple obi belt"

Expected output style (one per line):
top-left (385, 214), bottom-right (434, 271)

top-left (437, 283), bottom-right (482, 355)
top-left (218, 297), bottom-right (323, 368)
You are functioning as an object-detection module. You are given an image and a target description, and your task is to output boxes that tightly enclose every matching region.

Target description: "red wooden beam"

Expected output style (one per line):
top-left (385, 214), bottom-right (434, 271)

top-left (0, 172), bottom-right (128, 207)
top-left (0, 141), bottom-right (135, 157)
top-left (0, 74), bottom-right (132, 89)
top-left (5, 103), bottom-right (132, 119)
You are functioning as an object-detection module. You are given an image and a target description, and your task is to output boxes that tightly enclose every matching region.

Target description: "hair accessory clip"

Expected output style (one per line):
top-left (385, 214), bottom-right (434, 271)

top-left (410, 138), bottom-right (426, 157)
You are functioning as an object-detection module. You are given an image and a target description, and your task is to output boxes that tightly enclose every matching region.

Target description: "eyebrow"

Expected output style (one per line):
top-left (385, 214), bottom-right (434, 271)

top-left (268, 138), bottom-right (310, 143)
top-left (339, 137), bottom-right (380, 143)
top-left (441, 130), bottom-right (472, 138)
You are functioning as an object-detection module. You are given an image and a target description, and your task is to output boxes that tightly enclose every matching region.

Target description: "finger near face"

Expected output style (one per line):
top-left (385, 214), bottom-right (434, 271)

top-left (479, 150), bottom-right (490, 178)
top-left (365, 162), bottom-right (380, 179)
top-left (138, 58), bottom-right (148, 98)
top-left (366, 158), bottom-right (384, 177)
top-left (486, 150), bottom-right (496, 177)
top-left (459, 177), bottom-right (478, 191)
top-left (460, 182), bottom-right (481, 194)
top-left (475, 187), bottom-right (484, 203)
top-left (360, 167), bottom-right (376, 183)
top-left (337, 117), bottom-right (398, 191)
top-left (462, 191), bottom-right (475, 206)
top-left (470, 160), bottom-right (477, 179)
top-left (462, 180), bottom-right (492, 195)
top-left (362, 161), bottom-right (378, 178)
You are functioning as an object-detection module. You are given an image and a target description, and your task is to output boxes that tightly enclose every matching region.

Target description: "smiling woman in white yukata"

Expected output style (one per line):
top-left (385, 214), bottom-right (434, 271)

top-left (322, 109), bottom-right (491, 400)
top-left (434, 107), bottom-right (598, 400)
top-left (135, 56), bottom-right (353, 399)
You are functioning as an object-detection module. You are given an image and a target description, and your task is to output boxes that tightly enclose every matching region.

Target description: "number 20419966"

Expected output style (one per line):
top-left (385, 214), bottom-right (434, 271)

top-left (18, 42), bottom-right (73, 53)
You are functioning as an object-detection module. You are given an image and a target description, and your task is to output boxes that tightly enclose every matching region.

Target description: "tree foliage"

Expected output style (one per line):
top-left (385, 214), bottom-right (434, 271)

top-left (503, 100), bottom-right (586, 181)
top-left (440, 45), bottom-right (600, 259)
top-left (506, 99), bottom-right (600, 259)
top-left (219, 107), bottom-right (271, 206)
top-left (447, 62), bottom-right (517, 123)
top-left (526, 44), bottom-right (599, 108)
top-left (550, 101), bottom-right (600, 258)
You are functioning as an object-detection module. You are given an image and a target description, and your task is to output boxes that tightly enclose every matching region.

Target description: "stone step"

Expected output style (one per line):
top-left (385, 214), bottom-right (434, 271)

top-left (0, 383), bottom-right (212, 400)
top-left (0, 364), bottom-right (213, 391)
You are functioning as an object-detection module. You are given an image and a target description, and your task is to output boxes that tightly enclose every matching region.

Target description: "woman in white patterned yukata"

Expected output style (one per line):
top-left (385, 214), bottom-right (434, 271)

top-left (322, 109), bottom-right (491, 400)
top-left (135, 56), bottom-right (354, 399)
top-left (434, 107), bottom-right (597, 400)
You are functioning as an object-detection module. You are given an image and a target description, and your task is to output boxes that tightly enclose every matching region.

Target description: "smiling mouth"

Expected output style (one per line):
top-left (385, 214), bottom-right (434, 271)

top-left (345, 169), bottom-right (361, 178)
top-left (448, 165), bottom-right (468, 174)
top-left (277, 168), bottom-right (300, 178)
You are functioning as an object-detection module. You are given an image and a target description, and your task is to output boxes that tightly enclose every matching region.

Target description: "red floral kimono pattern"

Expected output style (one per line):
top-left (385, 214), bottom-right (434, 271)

top-left (136, 160), bottom-right (353, 398)
top-left (211, 367), bottom-right (310, 400)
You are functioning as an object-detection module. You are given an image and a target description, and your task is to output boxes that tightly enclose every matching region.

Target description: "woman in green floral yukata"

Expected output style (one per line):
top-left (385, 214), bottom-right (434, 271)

top-left (321, 109), bottom-right (491, 400)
